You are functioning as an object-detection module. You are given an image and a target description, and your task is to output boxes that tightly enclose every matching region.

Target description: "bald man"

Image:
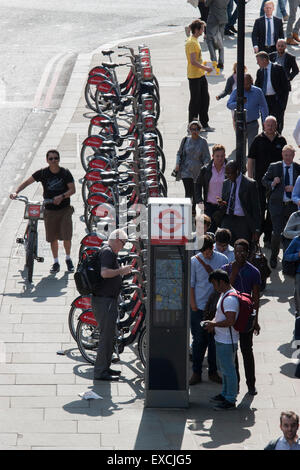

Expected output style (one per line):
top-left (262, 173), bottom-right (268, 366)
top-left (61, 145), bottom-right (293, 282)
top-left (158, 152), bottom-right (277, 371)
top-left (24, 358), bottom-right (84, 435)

top-left (269, 39), bottom-right (299, 92)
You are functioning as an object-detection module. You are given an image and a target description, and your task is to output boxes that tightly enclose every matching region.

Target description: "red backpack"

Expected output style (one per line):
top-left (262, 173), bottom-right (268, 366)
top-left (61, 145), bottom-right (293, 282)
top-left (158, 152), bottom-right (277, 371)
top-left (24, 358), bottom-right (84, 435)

top-left (220, 291), bottom-right (256, 333)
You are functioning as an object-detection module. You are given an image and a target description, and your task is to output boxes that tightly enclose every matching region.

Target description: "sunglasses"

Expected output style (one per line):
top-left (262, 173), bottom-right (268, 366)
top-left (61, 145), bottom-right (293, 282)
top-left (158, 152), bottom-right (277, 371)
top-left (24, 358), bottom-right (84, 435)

top-left (48, 156), bottom-right (59, 161)
top-left (190, 127), bottom-right (200, 131)
top-left (119, 239), bottom-right (126, 247)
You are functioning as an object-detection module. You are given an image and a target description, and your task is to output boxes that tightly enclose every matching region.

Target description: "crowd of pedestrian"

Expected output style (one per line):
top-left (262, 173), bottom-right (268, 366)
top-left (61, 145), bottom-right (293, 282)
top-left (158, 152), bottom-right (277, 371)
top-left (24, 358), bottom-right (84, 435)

top-left (183, 0), bottom-right (300, 446)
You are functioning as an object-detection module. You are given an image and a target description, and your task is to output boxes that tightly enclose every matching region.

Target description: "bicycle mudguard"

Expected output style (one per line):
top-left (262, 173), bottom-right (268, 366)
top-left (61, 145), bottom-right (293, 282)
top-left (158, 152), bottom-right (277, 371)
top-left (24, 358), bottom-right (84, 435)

top-left (87, 157), bottom-right (112, 171)
top-left (89, 182), bottom-right (112, 197)
top-left (72, 295), bottom-right (92, 310)
top-left (80, 233), bottom-right (106, 249)
top-left (82, 135), bottom-right (105, 149)
top-left (88, 66), bottom-right (112, 79)
top-left (86, 192), bottom-right (112, 207)
top-left (91, 202), bottom-right (116, 218)
top-left (78, 309), bottom-right (97, 327)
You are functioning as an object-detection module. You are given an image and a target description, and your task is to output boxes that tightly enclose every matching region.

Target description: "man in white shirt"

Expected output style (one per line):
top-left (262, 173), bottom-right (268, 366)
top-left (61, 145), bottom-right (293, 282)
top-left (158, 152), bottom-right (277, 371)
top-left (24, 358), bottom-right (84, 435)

top-left (205, 269), bottom-right (239, 410)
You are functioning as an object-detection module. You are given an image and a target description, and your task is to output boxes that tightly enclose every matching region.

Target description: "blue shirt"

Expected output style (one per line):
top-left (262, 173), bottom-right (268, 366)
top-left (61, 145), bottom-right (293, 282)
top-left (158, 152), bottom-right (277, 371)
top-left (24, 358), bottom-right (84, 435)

top-left (292, 175), bottom-right (300, 207)
top-left (191, 251), bottom-right (228, 310)
top-left (222, 262), bottom-right (261, 293)
top-left (227, 85), bottom-right (269, 123)
top-left (283, 236), bottom-right (300, 273)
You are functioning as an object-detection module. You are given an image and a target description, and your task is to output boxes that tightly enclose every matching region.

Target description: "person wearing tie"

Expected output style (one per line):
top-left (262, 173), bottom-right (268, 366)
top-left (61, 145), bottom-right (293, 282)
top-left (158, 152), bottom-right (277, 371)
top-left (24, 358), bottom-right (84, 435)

top-left (218, 161), bottom-right (261, 244)
top-left (262, 145), bottom-right (300, 268)
top-left (252, 1), bottom-right (284, 54)
top-left (255, 51), bottom-right (290, 133)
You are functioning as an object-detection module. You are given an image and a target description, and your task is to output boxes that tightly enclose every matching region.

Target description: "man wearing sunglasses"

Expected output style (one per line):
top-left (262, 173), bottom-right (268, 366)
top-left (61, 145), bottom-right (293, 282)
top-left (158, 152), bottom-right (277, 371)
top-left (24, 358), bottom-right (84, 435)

top-left (10, 149), bottom-right (76, 274)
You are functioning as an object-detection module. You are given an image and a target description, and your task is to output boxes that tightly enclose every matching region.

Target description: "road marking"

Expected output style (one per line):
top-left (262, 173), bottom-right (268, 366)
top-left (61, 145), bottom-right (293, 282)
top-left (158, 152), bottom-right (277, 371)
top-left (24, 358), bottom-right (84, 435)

top-left (43, 53), bottom-right (73, 109)
top-left (33, 52), bottom-right (65, 109)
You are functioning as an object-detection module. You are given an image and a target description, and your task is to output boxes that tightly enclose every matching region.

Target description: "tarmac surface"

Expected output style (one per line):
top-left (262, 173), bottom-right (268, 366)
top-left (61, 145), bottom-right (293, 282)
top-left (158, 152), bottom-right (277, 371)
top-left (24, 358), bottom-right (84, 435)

top-left (0, 4), bottom-right (300, 450)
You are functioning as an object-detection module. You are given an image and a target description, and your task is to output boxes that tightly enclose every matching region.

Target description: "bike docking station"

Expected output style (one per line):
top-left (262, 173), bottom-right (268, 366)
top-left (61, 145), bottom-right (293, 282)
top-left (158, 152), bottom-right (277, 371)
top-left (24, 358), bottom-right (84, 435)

top-left (145, 198), bottom-right (192, 408)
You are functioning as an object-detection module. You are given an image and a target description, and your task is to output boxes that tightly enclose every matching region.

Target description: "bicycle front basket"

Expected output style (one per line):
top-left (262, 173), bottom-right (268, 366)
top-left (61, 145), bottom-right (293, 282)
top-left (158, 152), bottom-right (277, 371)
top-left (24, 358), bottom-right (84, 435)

top-left (24, 203), bottom-right (44, 220)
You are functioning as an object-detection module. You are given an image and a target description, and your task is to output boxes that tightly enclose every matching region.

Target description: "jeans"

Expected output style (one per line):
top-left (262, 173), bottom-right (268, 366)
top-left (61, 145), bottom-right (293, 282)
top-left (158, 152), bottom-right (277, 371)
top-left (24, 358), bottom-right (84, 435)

top-left (286, 0), bottom-right (300, 37)
top-left (215, 340), bottom-right (238, 404)
top-left (190, 309), bottom-right (217, 376)
top-left (294, 274), bottom-right (300, 314)
top-left (226, 0), bottom-right (238, 29)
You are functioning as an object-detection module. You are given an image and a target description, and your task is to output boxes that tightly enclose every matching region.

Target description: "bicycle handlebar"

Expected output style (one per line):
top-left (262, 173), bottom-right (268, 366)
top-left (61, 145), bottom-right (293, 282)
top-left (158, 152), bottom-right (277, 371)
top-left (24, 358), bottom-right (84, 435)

top-left (14, 195), bottom-right (54, 205)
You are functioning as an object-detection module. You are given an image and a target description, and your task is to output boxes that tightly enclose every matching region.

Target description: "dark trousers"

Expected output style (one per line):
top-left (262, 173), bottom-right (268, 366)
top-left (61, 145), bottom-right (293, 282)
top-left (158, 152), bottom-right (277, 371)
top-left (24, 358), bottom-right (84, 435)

top-left (204, 202), bottom-right (220, 233)
top-left (235, 330), bottom-right (256, 390)
top-left (270, 202), bottom-right (298, 258)
top-left (198, 3), bottom-right (209, 23)
top-left (91, 296), bottom-right (118, 377)
top-left (182, 178), bottom-right (196, 214)
top-left (188, 76), bottom-right (210, 127)
top-left (265, 95), bottom-right (285, 133)
top-left (258, 184), bottom-right (272, 242)
top-left (190, 309), bottom-right (217, 376)
top-left (221, 214), bottom-right (252, 244)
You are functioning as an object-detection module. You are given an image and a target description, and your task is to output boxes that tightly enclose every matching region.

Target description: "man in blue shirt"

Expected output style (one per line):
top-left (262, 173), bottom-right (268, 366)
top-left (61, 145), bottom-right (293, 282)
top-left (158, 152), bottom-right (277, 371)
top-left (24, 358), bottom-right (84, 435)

top-left (227, 73), bottom-right (269, 152)
top-left (190, 234), bottom-right (228, 385)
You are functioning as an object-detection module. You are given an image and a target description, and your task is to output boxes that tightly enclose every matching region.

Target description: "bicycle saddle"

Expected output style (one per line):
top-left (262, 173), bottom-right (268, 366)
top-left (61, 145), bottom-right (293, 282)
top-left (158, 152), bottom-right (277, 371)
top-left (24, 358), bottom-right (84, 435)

top-left (102, 50), bottom-right (114, 56)
top-left (102, 62), bottom-right (118, 69)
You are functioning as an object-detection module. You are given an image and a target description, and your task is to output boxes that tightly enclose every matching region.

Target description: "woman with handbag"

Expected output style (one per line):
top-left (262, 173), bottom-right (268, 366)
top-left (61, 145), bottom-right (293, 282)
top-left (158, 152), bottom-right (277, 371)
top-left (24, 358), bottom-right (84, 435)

top-left (173, 121), bottom-right (210, 216)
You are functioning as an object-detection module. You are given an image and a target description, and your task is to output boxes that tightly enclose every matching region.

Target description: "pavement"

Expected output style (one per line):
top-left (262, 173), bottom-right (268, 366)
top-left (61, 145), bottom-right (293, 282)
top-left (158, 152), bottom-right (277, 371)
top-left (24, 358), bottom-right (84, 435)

top-left (0, 4), bottom-right (300, 450)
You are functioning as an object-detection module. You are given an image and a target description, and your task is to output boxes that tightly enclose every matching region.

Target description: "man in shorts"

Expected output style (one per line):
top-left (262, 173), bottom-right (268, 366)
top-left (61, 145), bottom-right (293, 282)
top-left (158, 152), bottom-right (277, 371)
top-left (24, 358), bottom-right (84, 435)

top-left (10, 149), bottom-right (76, 274)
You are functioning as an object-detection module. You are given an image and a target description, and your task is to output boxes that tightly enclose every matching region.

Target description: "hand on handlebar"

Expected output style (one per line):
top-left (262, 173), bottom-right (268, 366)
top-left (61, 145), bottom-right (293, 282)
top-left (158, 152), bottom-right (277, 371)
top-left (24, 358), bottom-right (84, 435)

top-left (10, 193), bottom-right (18, 200)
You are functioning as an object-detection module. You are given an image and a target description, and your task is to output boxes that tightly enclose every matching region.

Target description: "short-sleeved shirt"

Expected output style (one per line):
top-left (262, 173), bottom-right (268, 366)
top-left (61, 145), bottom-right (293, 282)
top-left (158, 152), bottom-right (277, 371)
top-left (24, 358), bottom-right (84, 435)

top-left (32, 167), bottom-right (74, 211)
top-left (95, 245), bottom-right (122, 299)
top-left (221, 261), bottom-right (261, 294)
top-left (191, 251), bottom-right (228, 310)
top-left (215, 288), bottom-right (240, 344)
top-left (185, 36), bottom-right (205, 79)
top-left (247, 132), bottom-right (287, 183)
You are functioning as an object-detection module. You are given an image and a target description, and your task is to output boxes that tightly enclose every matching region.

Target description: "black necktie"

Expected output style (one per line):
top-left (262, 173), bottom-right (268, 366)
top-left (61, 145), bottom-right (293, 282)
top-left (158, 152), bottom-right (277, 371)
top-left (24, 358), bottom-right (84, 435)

top-left (228, 181), bottom-right (237, 215)
top-left (285, 166), bottom-right (291, 199)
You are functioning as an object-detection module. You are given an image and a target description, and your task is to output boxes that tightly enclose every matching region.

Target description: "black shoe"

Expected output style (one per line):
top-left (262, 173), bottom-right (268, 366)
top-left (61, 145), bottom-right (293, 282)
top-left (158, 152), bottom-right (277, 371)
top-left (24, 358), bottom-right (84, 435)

top-left (229, 25), bottom-right (238, 33)
top-left (50, 262), bottom-right (60, 274)
top-left (213, 399), bottom-right (236, 410)
top-left (108, 368), bottom-right (121, 376)
top-left (209, 394), bottom-right (225, 403)
top-left (248, 387), bottom-right (258, 396)
top-left (224, 29), bottom-right (234, 36)
top-left (217, 62), bottom-right (224, 70)
top-left (66, 258), bottom-right (74, 272)
top-left (94, 372), bottom-right (119, 381)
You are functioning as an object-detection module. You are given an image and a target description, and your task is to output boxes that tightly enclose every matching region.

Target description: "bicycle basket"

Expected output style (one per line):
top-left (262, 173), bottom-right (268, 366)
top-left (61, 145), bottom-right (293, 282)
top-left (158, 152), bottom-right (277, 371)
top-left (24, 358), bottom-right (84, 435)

top-left (24, 203), bottom-right (44, 220)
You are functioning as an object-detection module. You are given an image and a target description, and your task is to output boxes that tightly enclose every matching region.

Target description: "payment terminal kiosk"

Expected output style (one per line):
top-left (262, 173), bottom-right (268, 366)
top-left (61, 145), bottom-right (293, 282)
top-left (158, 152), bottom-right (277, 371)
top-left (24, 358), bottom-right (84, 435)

top-left (145, 198), bottom-right (192, 408)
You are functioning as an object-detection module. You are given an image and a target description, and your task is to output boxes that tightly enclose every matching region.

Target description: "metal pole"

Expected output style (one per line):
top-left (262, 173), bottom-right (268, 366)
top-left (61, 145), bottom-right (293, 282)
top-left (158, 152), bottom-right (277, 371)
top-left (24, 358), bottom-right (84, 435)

top-left (235, 0), bottom-right (247, 172)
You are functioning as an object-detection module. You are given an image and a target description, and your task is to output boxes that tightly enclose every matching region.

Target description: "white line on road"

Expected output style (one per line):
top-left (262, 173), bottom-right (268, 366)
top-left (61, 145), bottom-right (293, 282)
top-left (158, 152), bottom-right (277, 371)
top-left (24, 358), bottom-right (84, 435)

top-left (43, 53), bottom-right (73, 109)
top-left (33, 53), bottom-right (65, 109)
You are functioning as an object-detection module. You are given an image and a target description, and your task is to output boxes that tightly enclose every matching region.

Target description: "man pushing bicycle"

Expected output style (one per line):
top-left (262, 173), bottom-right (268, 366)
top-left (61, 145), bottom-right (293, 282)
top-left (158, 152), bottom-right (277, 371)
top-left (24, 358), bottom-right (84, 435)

top-left (10, 149), bottom-right (76, 274)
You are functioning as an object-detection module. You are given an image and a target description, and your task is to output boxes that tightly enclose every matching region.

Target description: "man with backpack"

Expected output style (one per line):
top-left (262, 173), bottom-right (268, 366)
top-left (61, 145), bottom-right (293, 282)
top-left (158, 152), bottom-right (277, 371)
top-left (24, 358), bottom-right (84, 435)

top-left (205, 269), bottom-right (240, 410)
top-left (222, 239), bottom-right (261, 396)
top-left (92, 229), bottom-right (132, 381)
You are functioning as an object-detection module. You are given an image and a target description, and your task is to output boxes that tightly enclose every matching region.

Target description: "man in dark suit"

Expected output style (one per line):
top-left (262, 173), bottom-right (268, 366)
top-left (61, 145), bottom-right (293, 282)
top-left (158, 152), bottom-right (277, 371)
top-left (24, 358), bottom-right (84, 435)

top-left (262, 145), bottom-right (300, 268)
top-left (255, 51), bottom-right (290, 133)
top-left (218, 161), bottom-right (261, 244)
top-left (252, 1), bottom-right (284, 54)
top-left (269, 39), bottom-right (299, 92)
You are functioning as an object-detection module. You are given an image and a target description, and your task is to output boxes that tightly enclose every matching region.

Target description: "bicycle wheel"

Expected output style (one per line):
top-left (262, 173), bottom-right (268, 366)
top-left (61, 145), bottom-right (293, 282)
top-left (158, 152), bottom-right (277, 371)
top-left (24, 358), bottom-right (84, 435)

top-left (137, 326), bottom-right (147, 367)
top-left (68, 305), bottom-right (83, 341)
top-left (157, 145), bottom-right (166, 174)
top-left (76, 319), bottom-right (98, 364)
top-left (26, 231), bottom-right (36, 283)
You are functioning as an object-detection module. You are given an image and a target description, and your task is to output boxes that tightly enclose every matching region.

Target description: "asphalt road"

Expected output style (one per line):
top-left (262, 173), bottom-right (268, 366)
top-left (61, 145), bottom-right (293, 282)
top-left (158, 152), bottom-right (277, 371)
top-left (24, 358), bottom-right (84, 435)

top-left (0, 0), bottom-right (194, 220)
top-left (0, 0), bottom-right (259, 221)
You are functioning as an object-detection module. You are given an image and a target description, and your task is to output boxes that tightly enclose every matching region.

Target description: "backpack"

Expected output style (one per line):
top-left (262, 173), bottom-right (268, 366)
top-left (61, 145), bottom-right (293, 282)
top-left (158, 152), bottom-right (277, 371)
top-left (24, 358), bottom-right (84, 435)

top-left (74, 248), bottom-right (103, 295)
top-left (221, 291), bottom-right (256, 333)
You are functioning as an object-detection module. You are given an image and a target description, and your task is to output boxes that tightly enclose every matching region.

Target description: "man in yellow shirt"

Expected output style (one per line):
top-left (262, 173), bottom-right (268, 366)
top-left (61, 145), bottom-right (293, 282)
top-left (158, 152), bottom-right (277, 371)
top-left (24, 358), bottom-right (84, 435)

top-left (185, 19), bottom-right (214, 131)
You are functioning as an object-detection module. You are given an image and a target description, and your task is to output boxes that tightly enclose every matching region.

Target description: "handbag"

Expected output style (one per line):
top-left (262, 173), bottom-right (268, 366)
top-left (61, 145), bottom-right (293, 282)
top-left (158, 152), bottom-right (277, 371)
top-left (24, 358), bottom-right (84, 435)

top-left (248, 243), bottom-right (271, 280)
top-left (172, 136), bottom-right (188, 180)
